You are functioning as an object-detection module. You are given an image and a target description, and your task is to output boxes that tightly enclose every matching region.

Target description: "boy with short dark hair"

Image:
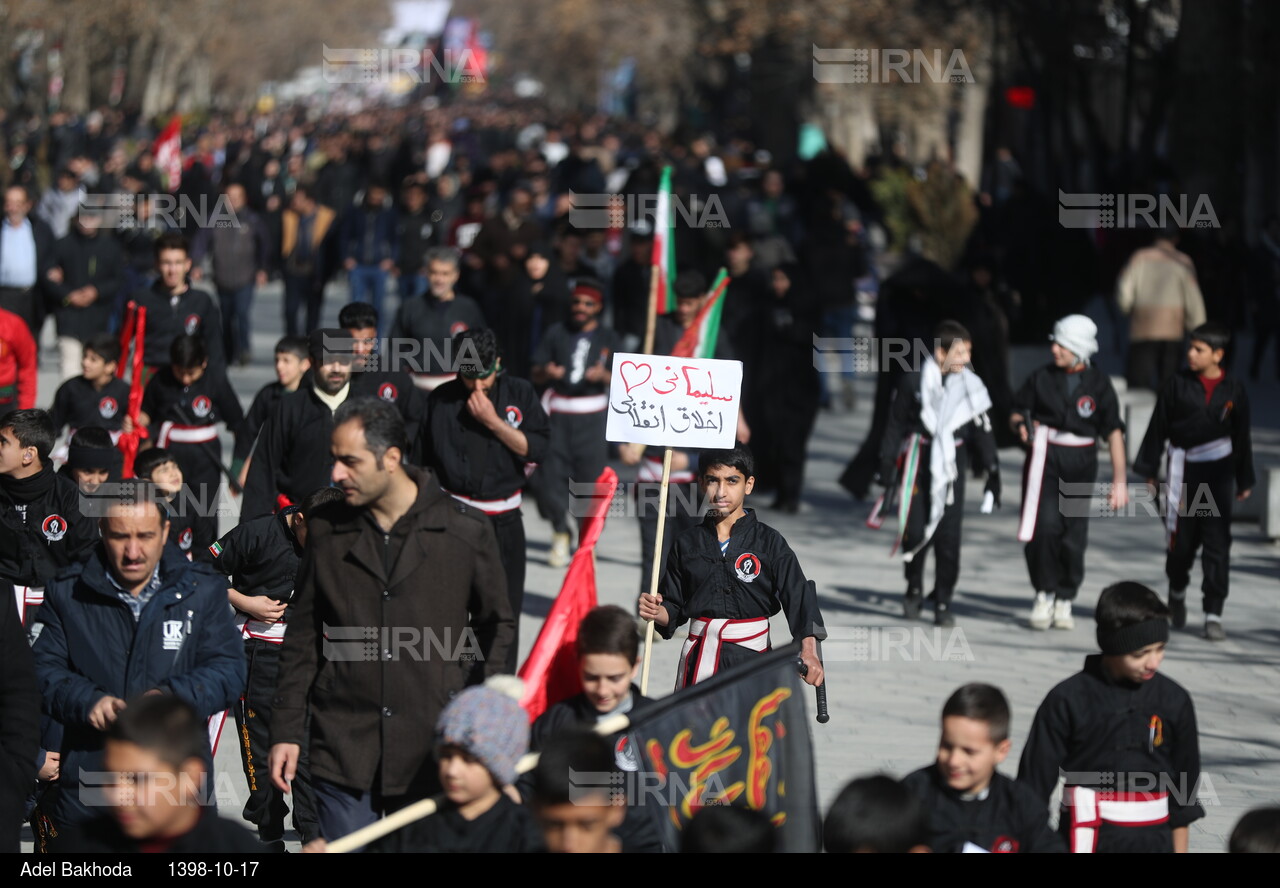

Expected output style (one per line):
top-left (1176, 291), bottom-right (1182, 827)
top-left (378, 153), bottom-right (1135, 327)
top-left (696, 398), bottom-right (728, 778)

top-left (1134, 322), bottom-right (1254, 641)
top-left (1228, 808), bottom-right (1280, 853)
top-left (902, 683), bottom-right (1063, 853)
top-left (681, 805), bottom-right (777, 853)
top-left (529, 730), bottom-right (626, 854)
top-left (207, 485), bottom-right (342, 851)
top-left (879, 320), bottom-right (1000, 626)
top-left (49, 332), bottom-right (130, 442)
top-left (232, 336), bottom-right (310, 486)
top-left (639, 444), bottom-right (825, 689)
top-left (1018, 581), bottom-right (1205, 852)
top-left (823, 775), bottom-right (931, 853)
top-left (60, 695), bottom-right (260, 852)
top-left (137, 334), bottom-right (243, 552)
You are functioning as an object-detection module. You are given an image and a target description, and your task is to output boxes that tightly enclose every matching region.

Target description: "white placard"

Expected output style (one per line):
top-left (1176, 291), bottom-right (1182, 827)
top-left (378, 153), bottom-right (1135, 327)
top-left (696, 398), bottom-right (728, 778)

top-left (605, 353), bottom-right (742, 449)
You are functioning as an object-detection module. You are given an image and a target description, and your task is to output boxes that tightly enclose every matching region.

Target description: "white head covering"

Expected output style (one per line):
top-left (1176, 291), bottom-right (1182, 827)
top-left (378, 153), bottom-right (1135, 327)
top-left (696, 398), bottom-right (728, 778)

top-left (1051, 314), bottom-right (1098, 364)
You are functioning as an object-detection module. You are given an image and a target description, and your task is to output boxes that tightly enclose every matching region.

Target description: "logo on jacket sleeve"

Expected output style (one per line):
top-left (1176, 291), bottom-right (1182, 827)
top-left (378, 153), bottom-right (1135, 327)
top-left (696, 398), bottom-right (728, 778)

top-left (98, 396), bottom-right (119, 419)
top-left (178, 527), bottom-right (193, 551)
top-left (42, 515), bottom-right (67, 542)
top-left (991, 835), bottom-right (1020, 853)
top-left (1076, 395), bottom-right (1096, 418)
top-left (184, 313), bottom-right (202, 335)
top-left (162, 620), bottom-right (185, 651)
top-left (191, 395), bottom-right (213, 418)
top-left (504, 406), bottom-right (523, 428)
top-left (734, 552), bottom-right (761, 583)
top-left (378, 382), bottom-right (398, 402)
top-left (449, 321), bottom-right (469, 336)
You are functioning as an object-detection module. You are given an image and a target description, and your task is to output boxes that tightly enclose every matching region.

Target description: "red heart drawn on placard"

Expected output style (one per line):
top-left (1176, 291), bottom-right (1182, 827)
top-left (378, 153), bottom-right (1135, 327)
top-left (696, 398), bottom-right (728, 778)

top-left (619, 361), bottom-right (652, 394)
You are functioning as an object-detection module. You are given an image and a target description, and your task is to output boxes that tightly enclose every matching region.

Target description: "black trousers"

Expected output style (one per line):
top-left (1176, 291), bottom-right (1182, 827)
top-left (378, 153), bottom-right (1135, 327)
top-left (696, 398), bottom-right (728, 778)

top-left (1024, 446), bottom-right (1097, 601)
top-left (1167, 457), bottom-right (1234, 615)
top-left (533, 410), bottom-right (608, 535)
top-left (235, 637), bottom-right (320, 844)
top-left (1126, 340), bottom-right (1183, 392)
top-left (283, 273), bottom-right (324, 338)
top-left (489, 507), bottom-right (526, 673)
top-left (902, 443), bottom-right (967, 605)
top-left (0, 285), bottom-right (40, 337)
top-left (635, 481), bottom-right (702, 598)
top-left (751, 396), bottom-right (819, 506)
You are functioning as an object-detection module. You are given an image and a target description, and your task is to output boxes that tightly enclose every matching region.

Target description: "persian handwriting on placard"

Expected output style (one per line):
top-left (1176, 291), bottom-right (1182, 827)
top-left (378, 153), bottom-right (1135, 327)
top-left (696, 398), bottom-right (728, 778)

top-left (681, 365), bottom-right (734, 402)
top-left (610, 397), bottom-right (723, 436)
top-left (611, 397), bottom-right (667, 431)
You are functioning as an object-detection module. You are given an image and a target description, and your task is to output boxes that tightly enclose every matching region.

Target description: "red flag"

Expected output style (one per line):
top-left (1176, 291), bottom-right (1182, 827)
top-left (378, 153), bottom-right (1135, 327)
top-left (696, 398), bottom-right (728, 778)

top-left (152, 115), bottom-right (182, 191)
top-left (116, 301), bottom-right (149, 476)
top-left (517, 467), bottom-right (619, 721)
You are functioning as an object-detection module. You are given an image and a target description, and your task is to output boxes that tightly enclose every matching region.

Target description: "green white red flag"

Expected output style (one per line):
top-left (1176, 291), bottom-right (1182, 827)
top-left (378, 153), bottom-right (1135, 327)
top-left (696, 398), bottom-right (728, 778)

top-left (671, 268), bottom-right (729, 359)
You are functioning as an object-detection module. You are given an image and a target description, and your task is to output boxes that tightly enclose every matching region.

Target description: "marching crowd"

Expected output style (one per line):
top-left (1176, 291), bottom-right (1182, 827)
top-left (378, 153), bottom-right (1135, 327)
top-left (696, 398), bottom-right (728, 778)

top-left (0, 96), bottom-right (1274, 854)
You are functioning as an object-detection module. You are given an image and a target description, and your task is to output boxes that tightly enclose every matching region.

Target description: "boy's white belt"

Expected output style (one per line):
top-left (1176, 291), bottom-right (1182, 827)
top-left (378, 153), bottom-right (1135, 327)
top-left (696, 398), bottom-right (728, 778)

top-left (547, 393), bottom-right (608, 414)
top-left (411, 372), bottom-right (456, 391)
top-left (1164, 436), bottom-right (1232, 544)
top-left (1064, 787), bottom-right (1169, 853)
top-left (157, 421), bottom-right (218, 447)
top-left (12, 584), bottom-right (43, 625)
top-left (676, 616), bottom-right (770, 690)
top-left (444, 489), bottom-right (523, 515)
top-left (235, 610), bottom-right (286, 643)
top-left (639, 455), bottom-right (696, 484)
top-left (1017, 425), bottom-right (1097, 542)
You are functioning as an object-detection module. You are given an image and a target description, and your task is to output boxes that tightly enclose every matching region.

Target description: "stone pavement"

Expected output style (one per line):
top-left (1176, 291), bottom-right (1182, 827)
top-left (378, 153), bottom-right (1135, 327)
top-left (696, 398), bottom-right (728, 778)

top-left (25, 279), bottom-right (1280, 853)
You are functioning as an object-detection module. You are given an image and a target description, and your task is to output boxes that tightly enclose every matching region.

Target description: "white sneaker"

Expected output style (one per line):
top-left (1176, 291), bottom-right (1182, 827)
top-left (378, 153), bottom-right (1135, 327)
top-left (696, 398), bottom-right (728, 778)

top-left (1029, 592), bottom-right (1054, 630)
top-left (1052, 599), bottom-right (1075, 630)
top-left (549, 532), bottom-right (572, 568)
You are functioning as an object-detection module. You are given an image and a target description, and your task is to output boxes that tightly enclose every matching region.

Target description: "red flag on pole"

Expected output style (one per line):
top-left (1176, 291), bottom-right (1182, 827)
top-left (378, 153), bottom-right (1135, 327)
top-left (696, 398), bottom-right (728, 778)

top-left (116, 301), bottom-right (148, 476)
top-left (152, 115), bottom-right (182, 192)
top-left (517, 467), bottom-right (619, 721)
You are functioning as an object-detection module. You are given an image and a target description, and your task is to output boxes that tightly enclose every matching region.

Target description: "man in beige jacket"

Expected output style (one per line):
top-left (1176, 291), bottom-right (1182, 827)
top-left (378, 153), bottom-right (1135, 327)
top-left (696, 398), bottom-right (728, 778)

top-left (1117, 229), bottom-right (1206, 391)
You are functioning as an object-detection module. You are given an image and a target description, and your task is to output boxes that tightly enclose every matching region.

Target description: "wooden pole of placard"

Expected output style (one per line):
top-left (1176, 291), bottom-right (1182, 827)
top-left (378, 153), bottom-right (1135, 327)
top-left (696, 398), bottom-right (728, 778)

top-left (639, 447), bottom-right (674, 696)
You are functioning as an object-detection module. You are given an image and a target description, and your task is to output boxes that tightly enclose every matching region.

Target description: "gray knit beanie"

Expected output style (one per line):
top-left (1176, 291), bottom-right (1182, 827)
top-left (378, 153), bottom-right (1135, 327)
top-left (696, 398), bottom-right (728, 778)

top-left (435, 678), bottom-right (529, 786)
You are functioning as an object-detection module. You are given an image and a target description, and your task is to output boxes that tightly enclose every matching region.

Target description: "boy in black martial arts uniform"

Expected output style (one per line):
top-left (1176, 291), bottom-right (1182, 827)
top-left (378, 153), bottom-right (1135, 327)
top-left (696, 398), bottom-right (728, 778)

top-left (49, 332), bottom-right (130, 445)
top-left (1018, 582), bottom-right (1205, 853)
top-left (902, 683), bottom-right (1063, 853)
top-left (208, 485), bottom-right (342, 851)
top-left (1134, 323), bottom-right (1254, 641)
top-left (136, 333), bottom-right (244, 549)
top-left (880, 320), bottom-right (1000, 626)
top-left (233, 335), bottom-right (310, 487)
top-left (1010, 315), bottom-right (1127, 631)
top-left (639, 444), bottom-right (825, 690)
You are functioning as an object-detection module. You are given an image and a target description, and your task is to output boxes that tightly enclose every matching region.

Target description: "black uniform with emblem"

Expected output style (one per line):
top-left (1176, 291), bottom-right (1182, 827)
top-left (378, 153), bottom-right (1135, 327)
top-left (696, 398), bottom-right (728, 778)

top-left (0, 463), bottom-right (98, 628)
top-left (132, 279), bottom-right (226, 373)
top-left (655, 509), bottom-right (825, 687)
top-left (1018, 654), bottom-right (1205, 852)
top-left (389, 293), bottom-right (486, 380)
top-left (241, 380), bottom-right (344, 520)
top-left (141, 365), bottom-right (244, 554)
top-left (880, 369), bottom-right (999, 613)
top-left (233, 381), bottom-right (291, 466)
top-left (351, 366), bottom-right (427, 455)
top-left (901, 766), bottom-right (1064, 853)
top-left (423, 372), bottom-right (549, 672)
top-left (49, 375), bottom-right (130, 437)
top-left (530, 320), bottom-right (621, 536)
top-left (1133, 369), bottom-right (1254, 618)
top-left (208, 510), bottom-right (320, 847)
top-left (1013, 363), bottom-right (1123, 601)
top-left (523, 686), bottom-right (665, 853)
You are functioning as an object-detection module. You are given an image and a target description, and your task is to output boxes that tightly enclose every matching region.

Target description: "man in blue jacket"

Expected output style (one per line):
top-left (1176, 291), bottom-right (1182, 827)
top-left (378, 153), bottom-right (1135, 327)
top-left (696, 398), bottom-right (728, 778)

top-left (32, 480), bottom-right (244, 839)
top-left (340, 184), bottom-right (398, 337)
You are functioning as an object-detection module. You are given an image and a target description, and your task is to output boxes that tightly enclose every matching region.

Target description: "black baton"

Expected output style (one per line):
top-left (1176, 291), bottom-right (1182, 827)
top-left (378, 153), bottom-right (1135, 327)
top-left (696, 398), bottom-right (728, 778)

top-left (796, 651), bottom-right (830, 725)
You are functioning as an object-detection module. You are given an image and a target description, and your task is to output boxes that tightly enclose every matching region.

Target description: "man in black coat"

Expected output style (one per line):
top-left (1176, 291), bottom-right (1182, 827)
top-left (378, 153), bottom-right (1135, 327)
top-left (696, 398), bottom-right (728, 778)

top-left (268, 397), bottom-right (513, 845)
top-left (45, 207), bottom-right (125, 383)
top-left (0, 588), bottom-right (39, 852)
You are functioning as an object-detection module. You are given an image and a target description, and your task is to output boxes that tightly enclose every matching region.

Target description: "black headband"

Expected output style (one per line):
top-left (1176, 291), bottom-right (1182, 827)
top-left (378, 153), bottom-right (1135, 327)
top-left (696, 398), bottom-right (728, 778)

top-left (1097, 618), bottom-right (1169, 655)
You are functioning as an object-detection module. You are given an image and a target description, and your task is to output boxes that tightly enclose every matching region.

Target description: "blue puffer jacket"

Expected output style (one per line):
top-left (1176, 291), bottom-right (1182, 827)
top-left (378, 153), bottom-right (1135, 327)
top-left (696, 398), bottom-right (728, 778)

top-left (32, 545), bottom-right (245, 826)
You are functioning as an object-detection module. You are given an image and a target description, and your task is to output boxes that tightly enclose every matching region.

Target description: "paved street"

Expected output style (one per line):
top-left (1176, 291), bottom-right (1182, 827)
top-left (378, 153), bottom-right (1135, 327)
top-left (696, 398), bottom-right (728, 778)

top-left (27, 278), bottom-right (1280, 853)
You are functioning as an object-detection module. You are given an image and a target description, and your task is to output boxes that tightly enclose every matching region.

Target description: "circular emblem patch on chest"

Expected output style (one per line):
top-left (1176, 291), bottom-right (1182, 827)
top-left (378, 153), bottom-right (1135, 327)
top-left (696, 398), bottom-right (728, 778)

top-left (42, 514), bottom-right (67, 542)
top-left (99, 396), bottom-right (119, 419)
top-left (191, 395), bottom-right (213, 418)
top-left (1076, 395), bottom-right (1096, 419)
top-left (734, 552), bottom-right (761, 583)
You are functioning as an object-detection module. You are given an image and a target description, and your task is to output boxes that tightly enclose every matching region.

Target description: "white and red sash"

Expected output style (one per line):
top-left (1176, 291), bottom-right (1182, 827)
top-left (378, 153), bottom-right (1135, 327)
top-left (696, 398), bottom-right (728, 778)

top-left (234, 610), bottom-right (286, 644)
top-left (443, 489), bottom-right (523, 515)
top-left (546, 393), bottom-right (608, 415)
top-left (411, 372), bottom-right (456, 391)
top-left (639, 454), bottom-right (696, 485)
top-left (1164, 436), bottom-right (1232, 546)
top-left (157, 421), bottom-right (218, 448)
top-left (676, 616), bottom-right (770, 690)
top-left (1064, 786), bottom-right (1169, 853)
top-left (1017, 425), bottom-right (1097, 542)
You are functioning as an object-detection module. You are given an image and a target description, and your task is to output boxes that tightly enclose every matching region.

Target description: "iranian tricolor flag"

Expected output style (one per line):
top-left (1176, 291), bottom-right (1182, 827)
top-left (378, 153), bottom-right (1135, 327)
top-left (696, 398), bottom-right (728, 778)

top-left (153, 115), bottom-right (182, 192)
top-left (671, 268), bottom-right (730, 358)
top-left (650, 165), bottom-right (676, 317)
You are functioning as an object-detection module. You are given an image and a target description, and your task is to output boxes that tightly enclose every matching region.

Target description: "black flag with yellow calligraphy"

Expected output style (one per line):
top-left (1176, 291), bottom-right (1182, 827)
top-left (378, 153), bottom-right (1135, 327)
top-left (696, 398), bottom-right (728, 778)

top-left (623, 643), bottom-right (820, 852)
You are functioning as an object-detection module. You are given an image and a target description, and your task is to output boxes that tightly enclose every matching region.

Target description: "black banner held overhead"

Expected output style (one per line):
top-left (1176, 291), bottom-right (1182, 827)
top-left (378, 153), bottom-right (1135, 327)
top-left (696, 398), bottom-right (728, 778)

top-left (622, 643), bottom-right (820, 852)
